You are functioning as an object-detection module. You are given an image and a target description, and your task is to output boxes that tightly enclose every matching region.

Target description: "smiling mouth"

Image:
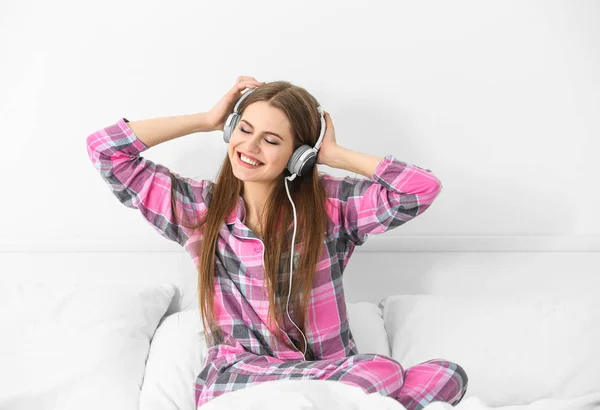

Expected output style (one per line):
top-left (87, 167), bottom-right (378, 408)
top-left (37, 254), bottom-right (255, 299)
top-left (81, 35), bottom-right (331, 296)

top-left (237, 151), bottom-right (265, 166)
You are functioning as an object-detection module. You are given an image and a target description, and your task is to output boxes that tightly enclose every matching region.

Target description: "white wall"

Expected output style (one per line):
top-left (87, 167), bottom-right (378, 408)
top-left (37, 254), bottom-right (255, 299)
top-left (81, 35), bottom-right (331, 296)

top-left (1, 1), bottom-right (598, 291)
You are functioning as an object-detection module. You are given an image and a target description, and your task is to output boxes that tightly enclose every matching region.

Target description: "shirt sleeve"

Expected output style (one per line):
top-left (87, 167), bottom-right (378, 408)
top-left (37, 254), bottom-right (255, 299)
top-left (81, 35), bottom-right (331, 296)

top-left (321, 155), bottom-right (443, 246)
top-left (85, 117), bottom-right (209, 247)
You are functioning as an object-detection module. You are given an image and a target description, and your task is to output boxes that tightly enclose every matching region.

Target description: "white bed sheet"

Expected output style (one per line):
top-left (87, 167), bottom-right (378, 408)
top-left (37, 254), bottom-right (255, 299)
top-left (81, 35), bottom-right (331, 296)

top-left (198, 380), bottom-right (600, 410)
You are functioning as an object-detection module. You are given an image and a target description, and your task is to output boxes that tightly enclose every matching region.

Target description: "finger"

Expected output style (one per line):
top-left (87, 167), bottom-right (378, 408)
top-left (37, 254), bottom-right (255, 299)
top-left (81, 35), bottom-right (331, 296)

top-left (233, 82), bottom-right (251, 92)
top-left (237, 76), bottom-right (262, 83)
top-left (235, 81), bottom-right (258, 91)
top-left (236, 81), bottom-right (262, 92)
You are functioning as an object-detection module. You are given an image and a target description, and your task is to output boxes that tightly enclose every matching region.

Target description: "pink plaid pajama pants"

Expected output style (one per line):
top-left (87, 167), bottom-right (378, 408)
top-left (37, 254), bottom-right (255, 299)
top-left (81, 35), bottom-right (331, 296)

top-left (195, 353), bottom-right (468, 409)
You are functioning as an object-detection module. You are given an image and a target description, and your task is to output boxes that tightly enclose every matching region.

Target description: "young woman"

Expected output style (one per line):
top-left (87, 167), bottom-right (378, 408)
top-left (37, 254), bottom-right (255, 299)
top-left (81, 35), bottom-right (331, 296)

top-left (86, 76), bottom-right (468, 409)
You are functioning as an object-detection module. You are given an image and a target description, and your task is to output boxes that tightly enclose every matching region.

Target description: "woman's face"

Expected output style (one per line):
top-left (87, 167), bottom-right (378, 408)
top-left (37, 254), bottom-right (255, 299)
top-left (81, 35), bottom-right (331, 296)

top-left (228, 100), bottom-right (295, 183)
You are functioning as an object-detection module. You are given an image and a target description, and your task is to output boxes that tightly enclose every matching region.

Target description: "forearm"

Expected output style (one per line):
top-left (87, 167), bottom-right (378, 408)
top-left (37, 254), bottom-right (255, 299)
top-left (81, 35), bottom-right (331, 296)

top-left (325, 145), bottom-right (385, 179)
top-left (126, 112), bottom-right (214, 148)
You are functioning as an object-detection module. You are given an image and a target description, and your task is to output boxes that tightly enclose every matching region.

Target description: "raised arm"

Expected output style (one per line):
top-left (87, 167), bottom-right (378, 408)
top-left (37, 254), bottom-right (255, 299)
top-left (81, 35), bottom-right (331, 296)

top-left (321, 149), bottom-right (443, 246)
top-left (85, 115), bottom-right (215, 247)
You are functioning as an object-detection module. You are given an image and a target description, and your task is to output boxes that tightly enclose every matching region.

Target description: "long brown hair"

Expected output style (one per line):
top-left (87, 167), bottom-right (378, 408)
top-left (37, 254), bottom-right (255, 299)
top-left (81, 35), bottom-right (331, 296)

top-left (171, 81), bottom-right (330, 356)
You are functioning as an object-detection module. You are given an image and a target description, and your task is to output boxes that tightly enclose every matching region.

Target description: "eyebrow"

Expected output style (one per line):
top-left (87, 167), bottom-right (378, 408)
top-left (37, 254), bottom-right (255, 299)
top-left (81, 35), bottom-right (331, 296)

top-left (240, 119), bottom-right (284, 141)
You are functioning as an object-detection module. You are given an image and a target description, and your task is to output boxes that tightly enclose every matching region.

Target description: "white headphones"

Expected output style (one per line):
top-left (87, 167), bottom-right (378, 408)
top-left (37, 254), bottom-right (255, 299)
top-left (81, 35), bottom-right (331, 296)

top-left (223, 84), bottom-right (327, 360)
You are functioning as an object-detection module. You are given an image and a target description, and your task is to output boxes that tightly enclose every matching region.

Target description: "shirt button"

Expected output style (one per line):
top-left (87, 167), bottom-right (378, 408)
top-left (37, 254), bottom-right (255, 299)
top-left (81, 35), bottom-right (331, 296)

top-left (254, 245), bottom-right (262, 254)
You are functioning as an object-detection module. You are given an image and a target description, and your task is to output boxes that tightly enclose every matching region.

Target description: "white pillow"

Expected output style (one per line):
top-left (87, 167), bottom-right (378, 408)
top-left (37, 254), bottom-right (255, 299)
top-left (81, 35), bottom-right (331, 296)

top-left (0, 281), bottom-right (176, 410)
top-left (380, 293), bottom-right (600, 407)
top-left (346, 301), bottom-right (391, 357)
top-left (140, 301), bottom-right (389, 410)
top-left (140, 309), bottom-right (208, 410)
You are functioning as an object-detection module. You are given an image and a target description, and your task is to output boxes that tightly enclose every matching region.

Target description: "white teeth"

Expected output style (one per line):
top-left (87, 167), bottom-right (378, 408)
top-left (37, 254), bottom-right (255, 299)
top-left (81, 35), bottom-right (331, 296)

top-left (240, 153), bottom-right (263, 166)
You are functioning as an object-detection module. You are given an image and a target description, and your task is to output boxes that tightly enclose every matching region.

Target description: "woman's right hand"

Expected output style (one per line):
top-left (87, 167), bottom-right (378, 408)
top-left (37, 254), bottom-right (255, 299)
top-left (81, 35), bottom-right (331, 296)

top-left (207, 76), bottom-right (265, 131)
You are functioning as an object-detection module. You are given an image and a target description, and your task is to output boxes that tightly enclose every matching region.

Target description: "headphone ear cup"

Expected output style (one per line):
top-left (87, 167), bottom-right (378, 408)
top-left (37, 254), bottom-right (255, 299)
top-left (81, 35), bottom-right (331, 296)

top-left (287, 145), bottom-right (317, 176)
top-left (299, 152), bottom-right (317, 176)
top-left (223, 113), bottom-right (240, 143)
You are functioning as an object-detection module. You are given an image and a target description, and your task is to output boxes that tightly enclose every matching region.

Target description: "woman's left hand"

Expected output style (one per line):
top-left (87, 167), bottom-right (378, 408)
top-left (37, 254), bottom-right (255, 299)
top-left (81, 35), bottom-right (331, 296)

top-left (316, 111), bottom-right (339, 165)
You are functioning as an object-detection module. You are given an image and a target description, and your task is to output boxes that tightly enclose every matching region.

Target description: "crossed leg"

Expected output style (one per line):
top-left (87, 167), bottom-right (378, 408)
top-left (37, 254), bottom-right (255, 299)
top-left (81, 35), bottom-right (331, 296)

top-left (196, 353), bottom-right (468, 409)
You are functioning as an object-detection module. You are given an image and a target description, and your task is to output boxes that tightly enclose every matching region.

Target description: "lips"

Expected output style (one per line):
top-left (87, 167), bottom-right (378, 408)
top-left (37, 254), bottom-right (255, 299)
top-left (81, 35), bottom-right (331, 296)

top-left (238, 151), bottom-right (264, 165)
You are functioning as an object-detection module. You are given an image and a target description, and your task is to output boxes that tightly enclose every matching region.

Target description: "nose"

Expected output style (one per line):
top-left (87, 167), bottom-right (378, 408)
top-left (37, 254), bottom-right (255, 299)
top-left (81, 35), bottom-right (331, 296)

top-left (245, 136), bottom-right (262, 153)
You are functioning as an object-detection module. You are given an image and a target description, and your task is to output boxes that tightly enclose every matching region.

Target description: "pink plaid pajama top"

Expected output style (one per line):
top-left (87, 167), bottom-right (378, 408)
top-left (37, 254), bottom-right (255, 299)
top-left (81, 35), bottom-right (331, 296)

top-left (87, 118), bottom-right (468, 410)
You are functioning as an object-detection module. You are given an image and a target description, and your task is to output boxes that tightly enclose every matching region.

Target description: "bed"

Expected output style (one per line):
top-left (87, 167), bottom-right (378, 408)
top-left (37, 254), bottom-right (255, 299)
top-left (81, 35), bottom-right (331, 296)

top-left (1, 275), bottom-right (599, 410)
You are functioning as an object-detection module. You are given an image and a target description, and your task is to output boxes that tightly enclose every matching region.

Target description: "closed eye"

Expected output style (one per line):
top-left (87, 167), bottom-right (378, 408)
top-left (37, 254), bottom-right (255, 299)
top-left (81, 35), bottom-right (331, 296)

top-left (240, 127), bottom-right (279, 145)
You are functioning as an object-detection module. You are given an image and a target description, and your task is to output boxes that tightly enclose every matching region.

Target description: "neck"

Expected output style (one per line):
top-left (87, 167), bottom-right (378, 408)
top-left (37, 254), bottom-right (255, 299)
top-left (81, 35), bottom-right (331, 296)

top-left (241, 182), bottom-right (272, 222)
